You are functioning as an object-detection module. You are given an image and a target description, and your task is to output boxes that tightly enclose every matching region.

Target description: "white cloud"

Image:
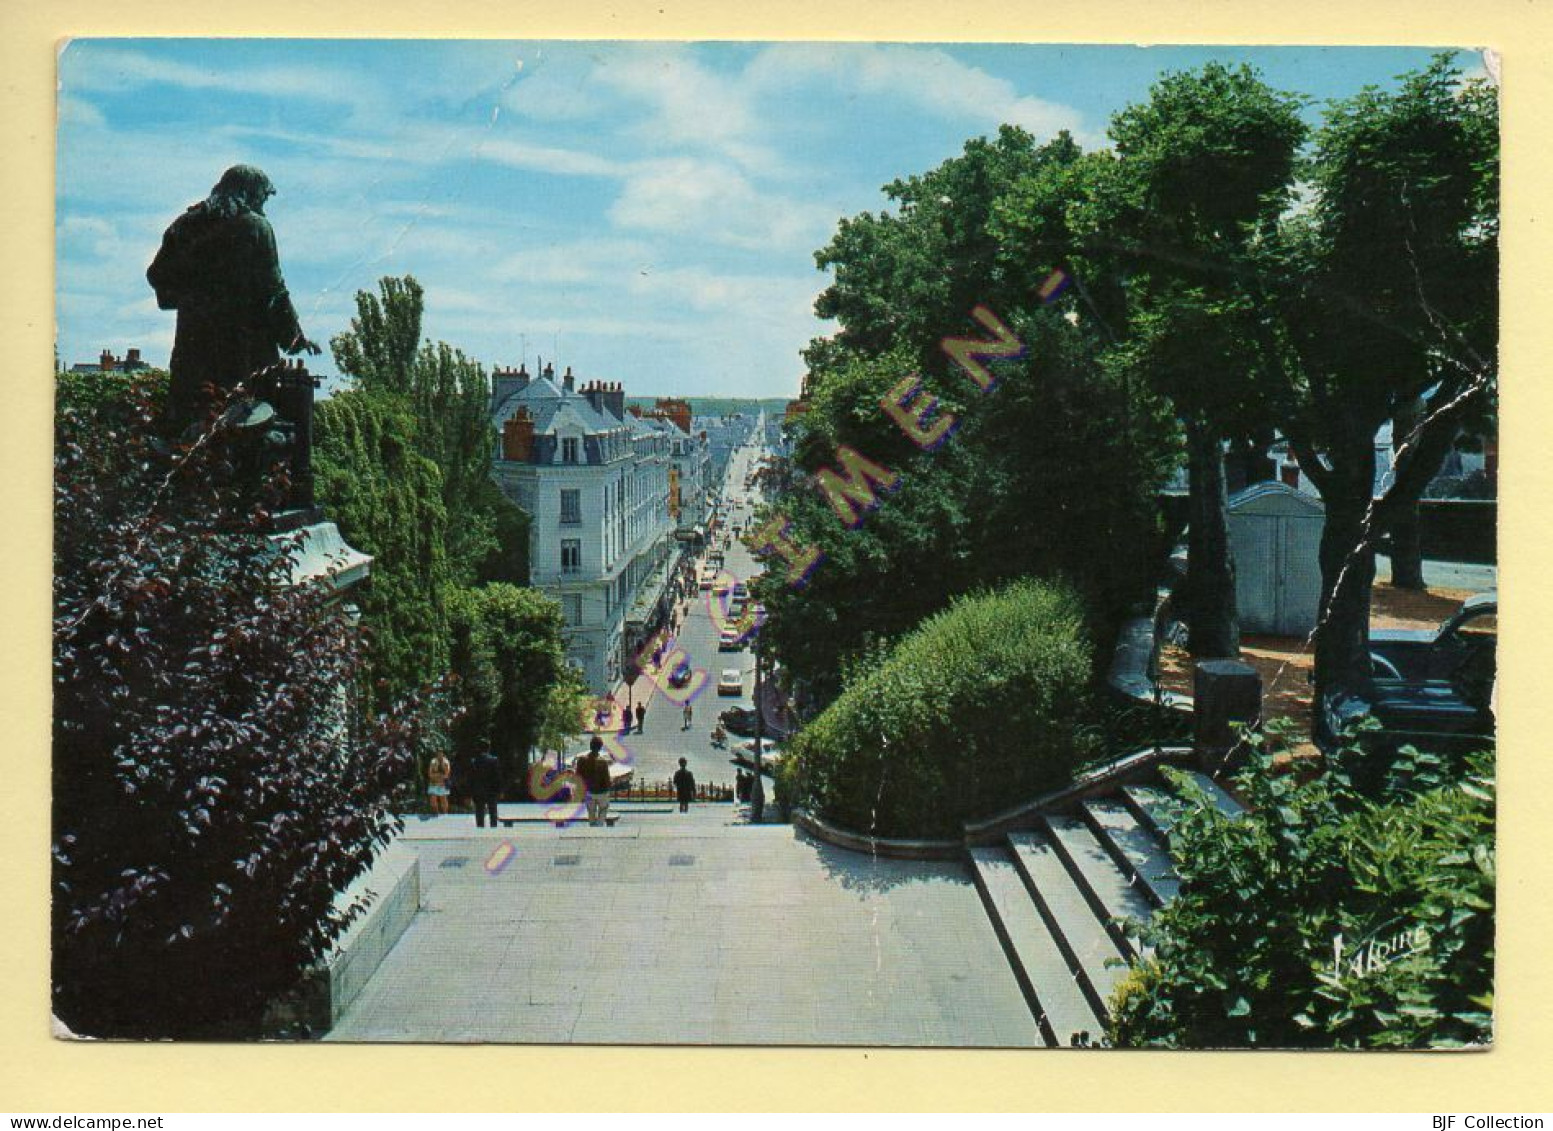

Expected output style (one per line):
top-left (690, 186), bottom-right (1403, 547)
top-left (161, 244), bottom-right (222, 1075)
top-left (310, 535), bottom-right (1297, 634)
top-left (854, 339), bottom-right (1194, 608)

top-left (490, 237), bottom-right (658, 287)
top-left (607, 157), bottom-right (837, 251)
top-left (747, 43), bottom-right (1092, 145)
top-left (472, 135), bottom-right (626, 178)
top-left (60, 43), bottom-right (378, 112)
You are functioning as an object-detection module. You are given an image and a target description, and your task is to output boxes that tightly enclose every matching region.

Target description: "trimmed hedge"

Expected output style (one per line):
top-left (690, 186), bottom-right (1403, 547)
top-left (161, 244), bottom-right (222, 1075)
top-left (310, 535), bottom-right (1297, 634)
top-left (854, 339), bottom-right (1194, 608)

top-left (782, 578), bottom-right (1096, 838)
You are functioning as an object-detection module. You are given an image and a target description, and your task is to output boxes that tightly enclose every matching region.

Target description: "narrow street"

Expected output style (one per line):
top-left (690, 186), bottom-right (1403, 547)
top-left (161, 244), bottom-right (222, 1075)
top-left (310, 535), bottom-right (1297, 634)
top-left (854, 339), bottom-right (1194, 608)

top-left (605, 432), bottom-right (772, 789)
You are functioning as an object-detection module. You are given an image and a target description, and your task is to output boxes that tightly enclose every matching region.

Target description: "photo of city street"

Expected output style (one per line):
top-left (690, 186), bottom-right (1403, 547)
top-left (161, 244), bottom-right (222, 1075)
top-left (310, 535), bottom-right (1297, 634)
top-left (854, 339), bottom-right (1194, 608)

top-left (51, 39), bottom-right (1498, 1051)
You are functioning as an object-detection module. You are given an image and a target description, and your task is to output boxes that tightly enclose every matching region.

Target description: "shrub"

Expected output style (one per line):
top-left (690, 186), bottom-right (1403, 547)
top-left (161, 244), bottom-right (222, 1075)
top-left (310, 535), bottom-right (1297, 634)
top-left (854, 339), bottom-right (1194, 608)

top-left (53, 379), bottom-right (425, 1038)
top-left (1107, 733), bottom-right (1494, 1049)
top-left (784, 578), bottom-right (1095, 838)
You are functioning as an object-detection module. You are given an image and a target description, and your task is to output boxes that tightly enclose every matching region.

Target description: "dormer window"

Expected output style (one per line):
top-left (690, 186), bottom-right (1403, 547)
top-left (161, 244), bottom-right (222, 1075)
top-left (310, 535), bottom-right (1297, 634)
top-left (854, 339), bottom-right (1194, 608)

top-left (561, 436), bottom-right (580, 464)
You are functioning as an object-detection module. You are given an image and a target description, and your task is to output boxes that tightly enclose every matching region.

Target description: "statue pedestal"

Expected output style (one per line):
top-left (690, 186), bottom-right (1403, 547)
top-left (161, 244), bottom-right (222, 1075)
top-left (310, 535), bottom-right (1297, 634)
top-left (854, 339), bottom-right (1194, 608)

top-left (268, 515), bottom-right (372, 594)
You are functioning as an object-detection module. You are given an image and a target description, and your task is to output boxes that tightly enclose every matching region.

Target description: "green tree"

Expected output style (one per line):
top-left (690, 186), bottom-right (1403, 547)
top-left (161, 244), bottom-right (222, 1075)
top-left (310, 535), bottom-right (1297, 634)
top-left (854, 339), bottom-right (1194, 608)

top-left (313, 389), bottom-right (451, 706)
top-left (1099, 63), bottom-right (1309, 658)
top-left (764, 131), bottom-right (1176, 707)
top-left (445, 583), bottom-right (572, 795)
top-left (331, 275), bottom-right (527, 586)
top-left (810, 126), bottom-right (1080, 373)
top-left (1271, 55), bottom-right (1497, 714)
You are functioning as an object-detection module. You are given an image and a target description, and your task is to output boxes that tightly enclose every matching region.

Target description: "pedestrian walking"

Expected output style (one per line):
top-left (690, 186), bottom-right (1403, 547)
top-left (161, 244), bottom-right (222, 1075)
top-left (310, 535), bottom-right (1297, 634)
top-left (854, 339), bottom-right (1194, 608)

top-left (673, 758), bottom-right (696, 814)
top-left (426, 751), bottom-right (452, 816)
top-left (577, 736), bottom-right (614, 827)
top-left (471, 749), bottom-right (501, 829)
top-left (620, 705), bottom-right (631, 735)
top-left (635, 702), bottom-right (647, 734)
top-left (682, 701), bottom-right (694, 730)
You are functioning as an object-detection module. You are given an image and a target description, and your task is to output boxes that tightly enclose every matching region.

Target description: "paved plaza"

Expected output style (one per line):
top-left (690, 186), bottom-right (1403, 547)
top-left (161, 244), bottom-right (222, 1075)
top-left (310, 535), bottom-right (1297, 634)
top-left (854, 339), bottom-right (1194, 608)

top-left (325, 808), bottom-right (1040, 1046)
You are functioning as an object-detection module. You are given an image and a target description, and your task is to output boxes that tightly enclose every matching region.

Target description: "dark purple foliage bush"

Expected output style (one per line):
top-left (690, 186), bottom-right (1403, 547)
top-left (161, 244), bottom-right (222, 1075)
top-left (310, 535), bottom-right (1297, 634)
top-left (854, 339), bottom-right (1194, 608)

top-left (53, 376), bottom-right (422, 1038)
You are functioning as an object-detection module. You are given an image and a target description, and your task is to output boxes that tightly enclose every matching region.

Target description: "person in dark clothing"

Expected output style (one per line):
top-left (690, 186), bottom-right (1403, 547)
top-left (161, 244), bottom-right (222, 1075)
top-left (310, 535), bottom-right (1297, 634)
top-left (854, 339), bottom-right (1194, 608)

top-left (635, 702), bottom-right (647, 734)
top-left (620, 706), bottom-right (632, 735)
top-left (673, 758), bottom-right (696, 814)
top-left (577, 736), bottom-right (615, 827)
top-left (470, 750), bottom-right (501, 828)
top-left (146, 165), bottom-right (320, 436)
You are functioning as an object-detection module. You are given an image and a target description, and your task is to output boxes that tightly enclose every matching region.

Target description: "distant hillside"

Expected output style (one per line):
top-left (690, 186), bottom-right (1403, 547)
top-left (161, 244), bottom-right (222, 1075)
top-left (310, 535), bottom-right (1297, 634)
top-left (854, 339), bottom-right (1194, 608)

top-left (627, 397), bottom-right (791, 418)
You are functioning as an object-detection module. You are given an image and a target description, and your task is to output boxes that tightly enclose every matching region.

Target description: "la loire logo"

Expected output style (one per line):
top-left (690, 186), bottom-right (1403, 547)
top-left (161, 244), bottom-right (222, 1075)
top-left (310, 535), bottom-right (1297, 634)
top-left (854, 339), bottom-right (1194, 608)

top-left (1329, 919), bottom-right (1430, 980)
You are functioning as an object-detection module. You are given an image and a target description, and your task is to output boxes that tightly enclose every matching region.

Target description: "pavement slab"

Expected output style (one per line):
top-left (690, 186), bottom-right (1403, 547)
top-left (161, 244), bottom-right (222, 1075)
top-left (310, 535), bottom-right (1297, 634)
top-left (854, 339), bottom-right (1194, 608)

top-left (326, 819), bottom-right (1040, 1047)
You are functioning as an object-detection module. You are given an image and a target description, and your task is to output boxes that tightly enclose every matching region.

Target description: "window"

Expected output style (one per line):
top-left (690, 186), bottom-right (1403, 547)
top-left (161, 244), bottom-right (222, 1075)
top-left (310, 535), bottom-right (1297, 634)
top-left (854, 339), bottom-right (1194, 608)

top-left (561, 539), bottom-right (581, 574)
top-left (560, 488), bottom-right (581, 525)
top-left (563, 593), bottom-right (583, 625)
top-left (561, 436), bottom-right (579, 464)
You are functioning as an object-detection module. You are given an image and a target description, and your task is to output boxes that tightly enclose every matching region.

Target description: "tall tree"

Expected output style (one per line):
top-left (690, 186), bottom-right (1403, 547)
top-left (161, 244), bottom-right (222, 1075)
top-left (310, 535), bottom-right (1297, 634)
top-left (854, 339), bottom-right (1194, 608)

top-left (1101, 63), bottom-right (1309, 658)
top-left (1273, 55), bottom-right (1497, 713)
top-left (445, 583), bottom-right (573, 795)
top-left (313, 389), bottom-right (452, 707)
top-left (331, 276), bottom-right (528, 586)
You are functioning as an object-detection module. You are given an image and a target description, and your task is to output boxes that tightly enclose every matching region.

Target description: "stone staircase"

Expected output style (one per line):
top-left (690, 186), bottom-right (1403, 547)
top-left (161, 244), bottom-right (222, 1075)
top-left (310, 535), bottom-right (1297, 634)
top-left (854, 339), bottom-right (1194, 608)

top-left (969, 767), bottom-right (1243, 1047)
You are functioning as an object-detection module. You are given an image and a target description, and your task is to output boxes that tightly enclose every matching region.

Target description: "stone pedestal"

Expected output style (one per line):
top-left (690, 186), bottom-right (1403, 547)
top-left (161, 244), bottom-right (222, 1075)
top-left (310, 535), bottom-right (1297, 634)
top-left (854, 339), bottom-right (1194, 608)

top-left (1193, 659), bottom-right (1261, 774)
top-left (270, 518), bottom-right (372, 593)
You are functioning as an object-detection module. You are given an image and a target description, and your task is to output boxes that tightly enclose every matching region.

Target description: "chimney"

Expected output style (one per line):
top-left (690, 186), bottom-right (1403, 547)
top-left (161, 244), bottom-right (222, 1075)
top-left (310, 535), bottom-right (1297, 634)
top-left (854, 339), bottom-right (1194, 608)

top-left (558, 364), bottom-right (573, 393)
top-left (491, 363), bottom-right (531, 412)
top-left (602, 380), bottom-right (625, 420)
top-left (126, 348), bottom-right (142, 367)
top-left (99, 349), bottom-right (115, 372)
top-left (501, 408), bottom-right (535, 462)
top-left (581, 379), bottom-right (607, 417)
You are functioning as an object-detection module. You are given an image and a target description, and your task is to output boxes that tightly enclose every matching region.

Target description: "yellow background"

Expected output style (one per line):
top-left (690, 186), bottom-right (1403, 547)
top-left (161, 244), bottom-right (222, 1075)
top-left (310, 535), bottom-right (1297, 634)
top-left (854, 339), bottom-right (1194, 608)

top-left (3, 0), bottom-right (1548, 1112)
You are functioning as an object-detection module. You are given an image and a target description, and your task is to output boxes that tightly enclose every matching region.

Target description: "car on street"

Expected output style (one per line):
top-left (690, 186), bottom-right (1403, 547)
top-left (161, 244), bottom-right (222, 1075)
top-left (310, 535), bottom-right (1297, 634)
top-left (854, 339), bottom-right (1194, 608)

top-left (1319, 591), bottom-right (1496, 760)
top-left (668, 659), bottom-right (694, 688)
top-left (720, 706), bottom-right (760, 736)
top-left (717, 668), bottom-right (744, 696)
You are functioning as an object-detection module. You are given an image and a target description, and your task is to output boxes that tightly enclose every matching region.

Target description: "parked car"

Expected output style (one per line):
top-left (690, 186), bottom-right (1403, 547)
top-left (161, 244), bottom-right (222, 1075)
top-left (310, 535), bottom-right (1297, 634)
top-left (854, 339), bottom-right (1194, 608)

top-left (1319, 591), bottom-right (1496, 760)
top-left (729, 740), bottom-right (784, 777)
top-left (717, 668), bottom-right (744, 697)
top-left (720, 706), bottom-right (760, 737)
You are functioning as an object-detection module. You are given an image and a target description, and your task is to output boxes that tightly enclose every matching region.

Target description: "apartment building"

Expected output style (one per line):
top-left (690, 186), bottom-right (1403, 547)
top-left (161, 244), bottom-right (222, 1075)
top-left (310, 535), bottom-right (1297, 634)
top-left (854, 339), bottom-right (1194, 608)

top-left (489, 363), bottom-right (677, 692)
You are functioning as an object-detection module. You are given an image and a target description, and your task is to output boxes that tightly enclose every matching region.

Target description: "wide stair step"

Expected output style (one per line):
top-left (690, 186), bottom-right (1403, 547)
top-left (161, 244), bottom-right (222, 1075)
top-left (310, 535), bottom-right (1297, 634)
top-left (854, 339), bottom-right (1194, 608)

top-left (1006, 831), bottom-right (1135, 1022)
top-left (1173, 769), bottom-right (1246, 820)
top-left (969, 846), bottom-right (1102, 1047)
top-left (1080, 800), bottom-right (1181, 907)
top-left (1034, 817), bottom-right (1157, 963)
top-left (1120, 784), bottom-right (1177, 843)
top-left (1122, 769), bottom-right (1246, 844)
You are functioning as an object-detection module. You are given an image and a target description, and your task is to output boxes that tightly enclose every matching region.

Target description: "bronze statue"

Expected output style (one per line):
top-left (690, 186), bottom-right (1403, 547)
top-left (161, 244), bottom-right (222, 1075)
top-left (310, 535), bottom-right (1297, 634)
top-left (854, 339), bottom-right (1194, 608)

top-left (147, 165), bottom-right (320, 434)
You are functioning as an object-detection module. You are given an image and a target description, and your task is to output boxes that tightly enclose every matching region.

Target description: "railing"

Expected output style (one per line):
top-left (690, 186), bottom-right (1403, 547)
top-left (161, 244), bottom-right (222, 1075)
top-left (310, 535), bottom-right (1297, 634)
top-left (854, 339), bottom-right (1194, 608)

top-left (611, 779), bottom-right (735, 803)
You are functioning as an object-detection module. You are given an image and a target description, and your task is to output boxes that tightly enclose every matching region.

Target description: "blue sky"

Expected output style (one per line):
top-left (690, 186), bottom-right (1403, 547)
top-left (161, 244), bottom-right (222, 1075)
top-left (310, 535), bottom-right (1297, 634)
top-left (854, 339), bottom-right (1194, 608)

top-left (56, 40), bottom-right (1477, 398)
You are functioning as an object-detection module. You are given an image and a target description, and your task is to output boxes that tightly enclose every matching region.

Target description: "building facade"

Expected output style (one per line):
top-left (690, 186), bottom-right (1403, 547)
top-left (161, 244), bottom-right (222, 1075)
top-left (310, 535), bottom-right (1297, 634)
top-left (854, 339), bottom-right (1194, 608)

top-left (632, 398), bottom-right (713, 540)
top-left (490, 364), bottom-right (678, 692)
